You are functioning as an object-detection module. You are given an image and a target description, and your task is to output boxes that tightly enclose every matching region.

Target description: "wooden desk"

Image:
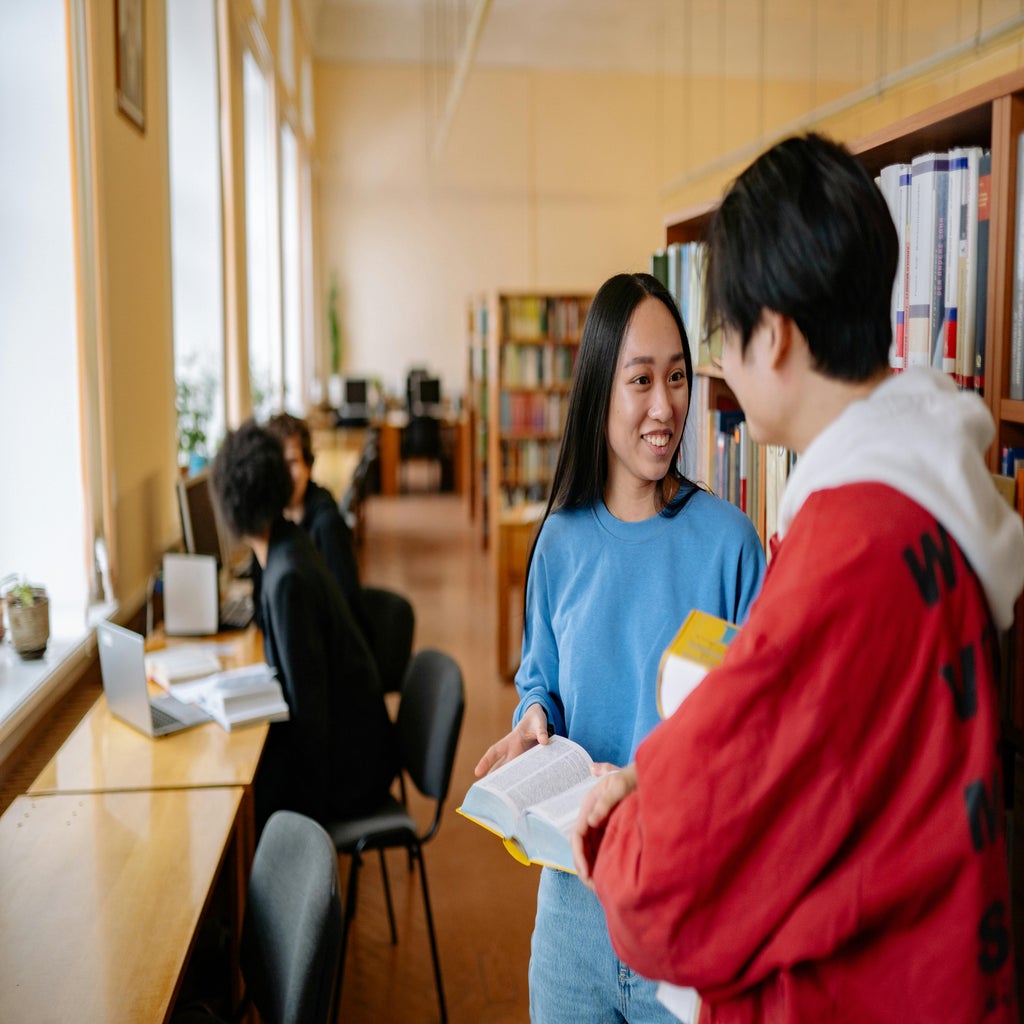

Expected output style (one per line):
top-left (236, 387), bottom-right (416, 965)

top-left (29, 627), bottom-right (267, 860)
top-left (496, 503), bottom-right (546, 679)
top-left (377, 414), bottom-right (467, 497)
top-left (0, 788), bottom-right (243, 1023)
top-left (311, 447), bottom-right (361, 503)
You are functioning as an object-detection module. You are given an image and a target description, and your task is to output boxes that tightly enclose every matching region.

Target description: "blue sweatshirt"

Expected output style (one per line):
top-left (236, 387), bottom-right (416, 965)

top-left (514, 488), bottom-right (765, 766)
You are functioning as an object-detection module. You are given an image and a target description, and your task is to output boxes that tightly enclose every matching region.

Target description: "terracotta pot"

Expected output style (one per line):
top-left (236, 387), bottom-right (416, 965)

top-left (7, 590), bottom-right (49, 658)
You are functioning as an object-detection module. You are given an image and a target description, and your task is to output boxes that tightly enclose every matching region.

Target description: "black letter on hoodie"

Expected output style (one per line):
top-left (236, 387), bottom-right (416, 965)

top-left (965, 772), bottom-right (1001, 853)
top-left (902, 522), bottom-right (957, 607)
top-left (978, 900), bottom-right (1010, 974)
top-left (941, 643), bottom-right (978, 721)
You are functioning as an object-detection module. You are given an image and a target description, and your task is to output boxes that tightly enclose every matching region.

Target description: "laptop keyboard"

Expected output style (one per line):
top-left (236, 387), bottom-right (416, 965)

top-left (220, 593), bottom-right (254, 630)
top-left (150, 703), bottom-right (181, 729)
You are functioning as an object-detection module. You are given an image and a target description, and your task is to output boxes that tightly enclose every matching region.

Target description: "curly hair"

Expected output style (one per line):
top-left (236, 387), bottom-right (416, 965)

top-left (209, 419), bottom-right (292, 539)
top-left (265, 412), bottom-right (314, 467)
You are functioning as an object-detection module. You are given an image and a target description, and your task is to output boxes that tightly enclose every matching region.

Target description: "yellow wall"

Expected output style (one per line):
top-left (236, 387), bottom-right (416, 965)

top-left (88, 0), bottom-right (177, 603)
top-left (314, 64), bottom-right (667, 398)
top-left (314, 16), bottom-right (1024, 405)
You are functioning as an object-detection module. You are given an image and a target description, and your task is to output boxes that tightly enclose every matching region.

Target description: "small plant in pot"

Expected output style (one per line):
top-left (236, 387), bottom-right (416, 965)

top-left (2, 576), bottom-right (50, 659)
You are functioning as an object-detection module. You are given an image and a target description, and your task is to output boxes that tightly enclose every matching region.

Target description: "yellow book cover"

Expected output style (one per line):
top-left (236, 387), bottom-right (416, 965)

top-left (656, 609), bottom-right (740, 719)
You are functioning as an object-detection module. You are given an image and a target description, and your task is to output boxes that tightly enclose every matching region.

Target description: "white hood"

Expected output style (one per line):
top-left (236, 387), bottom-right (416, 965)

top-left (777, 369), bottom-right (1024, 631)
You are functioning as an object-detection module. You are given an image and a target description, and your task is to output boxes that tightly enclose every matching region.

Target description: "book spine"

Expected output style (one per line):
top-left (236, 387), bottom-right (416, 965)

top-left (1012, 133), bottom-right (1024, 401)
top-left (930, 157), bottom-right (950, 370)
top-left (975, 149), bottom-right (992, 393)
top-left (908, 155), bottom-right (939, 368)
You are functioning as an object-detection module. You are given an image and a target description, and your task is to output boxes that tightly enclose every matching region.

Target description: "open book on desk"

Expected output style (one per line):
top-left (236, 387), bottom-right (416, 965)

top-left (457, 735), bottom-right (601, 873)
top-left (165, 664), bottom-right (290, 732)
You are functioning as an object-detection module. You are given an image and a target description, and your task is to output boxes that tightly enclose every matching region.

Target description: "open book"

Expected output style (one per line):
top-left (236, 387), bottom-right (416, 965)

top-left (657, 609), bottom-right (739, 718)
top-left (157, 663), bottom-right (290, 731)
top-left (457, 735), bottom-right (601, 873)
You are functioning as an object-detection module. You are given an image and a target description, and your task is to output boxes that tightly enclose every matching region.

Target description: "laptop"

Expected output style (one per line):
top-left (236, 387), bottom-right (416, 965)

top-left (96, 621), bottom-right (211, 737)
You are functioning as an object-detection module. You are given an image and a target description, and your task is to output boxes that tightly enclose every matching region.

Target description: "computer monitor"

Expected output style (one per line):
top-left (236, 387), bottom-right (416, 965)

top-left (414, 376), bottom-right (441, 412)
top-left (176, 470), bottom-right (228, 568)
top-left (345, 378), bottom-right (368, 406)
top-left (337, 377), bottom-right (371, 426)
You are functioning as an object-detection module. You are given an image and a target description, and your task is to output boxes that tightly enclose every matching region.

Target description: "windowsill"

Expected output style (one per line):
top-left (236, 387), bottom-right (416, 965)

top-left (0, 599), bottom-right (117, 760)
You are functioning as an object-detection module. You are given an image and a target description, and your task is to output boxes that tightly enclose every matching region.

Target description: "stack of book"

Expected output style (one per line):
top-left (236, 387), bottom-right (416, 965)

top-left (195, 665), bottom-right (290, 731)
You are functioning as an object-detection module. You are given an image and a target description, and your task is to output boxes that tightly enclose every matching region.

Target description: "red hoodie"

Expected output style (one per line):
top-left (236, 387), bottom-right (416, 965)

top-left (591, 484), bottom-right (1016, 1022)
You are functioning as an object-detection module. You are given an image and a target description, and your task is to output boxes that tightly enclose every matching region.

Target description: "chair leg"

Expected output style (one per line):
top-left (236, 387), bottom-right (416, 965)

top-left (415, 847), bottom-right (448, 1024)
top-left (332, 853), bottom-right (362, 1023)
top-left (378, 848), bottom-right (398, 944)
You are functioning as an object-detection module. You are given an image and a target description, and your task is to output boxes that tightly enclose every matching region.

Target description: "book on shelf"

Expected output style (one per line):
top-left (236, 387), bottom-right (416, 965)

top-left (907, 152), bottom-right (949, 370)
top-left (1011, 132), bottom-right (1024, 401)
top-left (657, 609), bottom-right (740, 719)
top-left (975, 150), bottom-right (992, 393)
top-left (878, 162), bottom-right (911, 371)
top-left (145, 643), bottom-right (224, 689)
top-left (457, 734), bottom-right (602, 873)
top-left (879, 146), bottom-right (987, 390)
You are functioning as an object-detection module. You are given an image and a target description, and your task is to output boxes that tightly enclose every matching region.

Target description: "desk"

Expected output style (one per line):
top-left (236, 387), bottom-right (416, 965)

top-left (377, 413), bottom-right (468, 497)
top-left (496, 503), bottom-right (546, 679)
top-left (27, 626), bottom-right (268, 1014)
top-left (29, 627), bottom-right (267, 859)
top-left (311, 447), bottom-right (361, 503)
top-left (0, 787), bottom-right (243, 1023)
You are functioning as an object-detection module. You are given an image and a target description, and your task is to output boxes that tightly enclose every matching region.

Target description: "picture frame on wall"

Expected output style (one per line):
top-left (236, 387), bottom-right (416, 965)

top-left (115, 0), bottom-right (144, 131)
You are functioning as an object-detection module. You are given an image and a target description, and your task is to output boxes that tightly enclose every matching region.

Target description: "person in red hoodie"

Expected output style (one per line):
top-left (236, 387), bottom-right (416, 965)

top-left (572, 133), bottom-right (1024, 1023)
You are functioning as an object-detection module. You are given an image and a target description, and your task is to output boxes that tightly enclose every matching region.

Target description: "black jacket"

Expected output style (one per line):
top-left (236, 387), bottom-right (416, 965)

top-left (256, 518), bottom-right (398, 832)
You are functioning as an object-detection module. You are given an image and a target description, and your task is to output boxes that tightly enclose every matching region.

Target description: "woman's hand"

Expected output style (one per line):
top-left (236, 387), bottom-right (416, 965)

top-left (474, 703), bottom-right (550, 777)
top-left (571, 763), bottom-right (638, 889)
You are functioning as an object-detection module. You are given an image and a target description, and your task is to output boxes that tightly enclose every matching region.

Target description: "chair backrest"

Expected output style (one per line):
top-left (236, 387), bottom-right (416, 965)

top-left (362, 585), bottom-right (415, 694)
top-left (396, 649), bottom-right (465, 813)
top-left (401, 415), bottom-right (443, 459)
top-left (241, 810), bottom-right (342, 1024)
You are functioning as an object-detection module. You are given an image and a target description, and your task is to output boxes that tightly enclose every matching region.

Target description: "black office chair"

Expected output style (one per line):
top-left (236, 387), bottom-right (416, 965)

top-left (399, 414), bottom-right (443, 492)
top-left (340, 434), bottom-right (378, 545)
top-left (324, 648), bottom-right (465, 1024)
top-left (362, 585), bottom-right (415, 695)
top-left (174, 810), bottom-right (342, 1024)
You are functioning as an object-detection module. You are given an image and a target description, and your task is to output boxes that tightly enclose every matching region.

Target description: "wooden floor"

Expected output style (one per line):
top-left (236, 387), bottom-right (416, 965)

top-left (339, 492), bottom-right (536, 1023)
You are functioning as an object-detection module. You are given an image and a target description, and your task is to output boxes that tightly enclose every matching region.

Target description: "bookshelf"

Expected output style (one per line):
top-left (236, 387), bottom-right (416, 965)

top-left (480, 291), bottom-right (592, 554)
top-left (665, 66), bottom-right (1024, 988)
top-left (473, 291), bottom-right (591, 677)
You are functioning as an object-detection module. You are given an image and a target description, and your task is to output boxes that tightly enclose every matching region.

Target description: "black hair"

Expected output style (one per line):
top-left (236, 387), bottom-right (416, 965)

top-left (543, 271), bottom-right (695, 521)
top-left (209, 419), bottom-right (293, 540)
top-left (704, 132), bottom-right (897, 381)
top-left (265, 412), bottom-right (314, 467)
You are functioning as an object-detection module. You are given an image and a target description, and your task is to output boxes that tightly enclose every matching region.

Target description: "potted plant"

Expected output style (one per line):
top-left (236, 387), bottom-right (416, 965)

top-left (2, 576), bottom-right (50, 659)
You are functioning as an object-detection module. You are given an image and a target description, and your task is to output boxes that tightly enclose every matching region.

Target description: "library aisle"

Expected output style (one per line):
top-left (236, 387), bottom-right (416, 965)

top-left (341, 492), bottom-right (535, 1023)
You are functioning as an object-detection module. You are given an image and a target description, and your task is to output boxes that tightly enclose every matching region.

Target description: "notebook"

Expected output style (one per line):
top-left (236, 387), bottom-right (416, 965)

top-left (96, 621), bottom-right (211, 737)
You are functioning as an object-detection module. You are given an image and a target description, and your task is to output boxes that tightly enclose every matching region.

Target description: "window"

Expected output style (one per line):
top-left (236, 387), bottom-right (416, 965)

top-left (280, 120), bottom-right (302, 414)
top-left (167, 0), bottom-right (225, 471)
top-left (0, 1), bottom-right (89, 632)
top-left (243, 49), bottom-right (281, 419)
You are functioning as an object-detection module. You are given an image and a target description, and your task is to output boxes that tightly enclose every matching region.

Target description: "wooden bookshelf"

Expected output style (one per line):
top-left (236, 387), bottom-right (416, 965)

top-left (481, 292), bottom-right (592, 557)
top-left (665, 66), bottom-right (1024, 989)
top-left (474, 292), bottom-right (592, 676)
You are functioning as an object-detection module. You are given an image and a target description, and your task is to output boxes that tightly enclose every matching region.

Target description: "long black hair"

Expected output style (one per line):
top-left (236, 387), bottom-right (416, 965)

top-left (524, 272), bottom-right (698, 588)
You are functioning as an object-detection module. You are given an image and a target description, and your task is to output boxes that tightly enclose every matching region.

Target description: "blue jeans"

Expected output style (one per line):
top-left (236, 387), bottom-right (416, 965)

top-left (529, 868), bottom-right (682, 1024)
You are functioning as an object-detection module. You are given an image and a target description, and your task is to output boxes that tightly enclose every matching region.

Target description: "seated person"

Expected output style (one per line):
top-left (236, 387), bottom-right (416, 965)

top-left (210, 420), bottom-right (399, 833)
top-left (257, 412), bottom-right (372, 643)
